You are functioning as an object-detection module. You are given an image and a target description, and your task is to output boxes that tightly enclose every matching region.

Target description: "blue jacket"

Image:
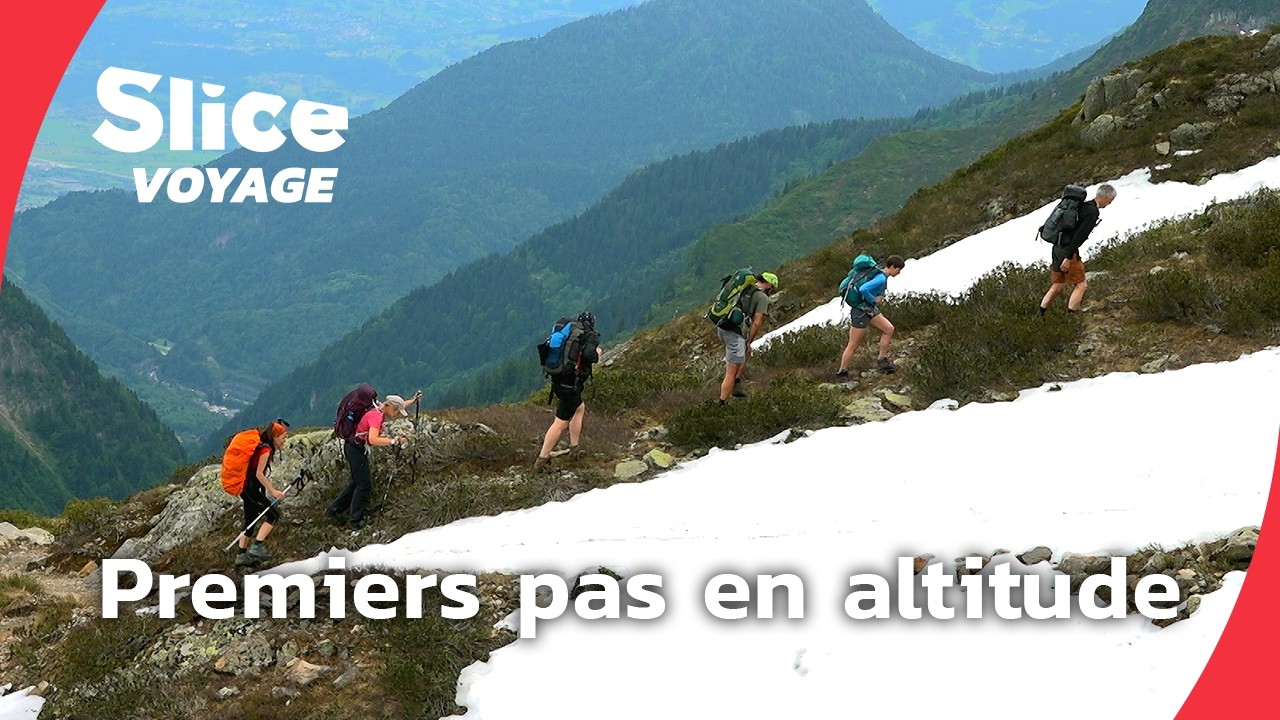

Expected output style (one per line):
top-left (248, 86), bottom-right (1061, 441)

top-left (858, 272), bottom-right (888, 309)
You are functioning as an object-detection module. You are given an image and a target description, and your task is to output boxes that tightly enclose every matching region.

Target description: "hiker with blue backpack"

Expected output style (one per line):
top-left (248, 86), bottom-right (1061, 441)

top-left (706, 269), bottom-right (778, 404)
top-left (837, 254), bottom-right (905, 376)
top-left (535, 311), bottom-right (603, 471)
top-left (1038, 183), bottom-right (1116, 315)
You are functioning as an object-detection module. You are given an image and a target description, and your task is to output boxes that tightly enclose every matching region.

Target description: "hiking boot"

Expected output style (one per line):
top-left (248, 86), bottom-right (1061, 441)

top-left (348, 518), bottom-right (367, 531)
top-left (568, 446), bottom-right (585, 461)
top-left (234, 552), bottom-right (257, 568)
top-left (731, 387), bottom-right (748, 398)
top-left (835, 368), bottom-right (850, 378)
top-left (247, 542), bottom-right (271, 562)
top-left (876, 357), bottom-right (897, 374)
top-left (534, 456), bottom-right (552, 472)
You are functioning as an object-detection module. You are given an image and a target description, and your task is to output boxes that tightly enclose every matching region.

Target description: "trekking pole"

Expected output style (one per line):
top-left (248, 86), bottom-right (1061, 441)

top-left (224, 469), bottom-right (311, 552)
top-left (411, 395), bottom-right (420, 485)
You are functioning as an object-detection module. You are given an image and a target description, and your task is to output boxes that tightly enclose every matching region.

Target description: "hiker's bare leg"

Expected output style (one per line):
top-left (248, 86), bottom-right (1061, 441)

top-left (720, 362), bottom-right (742, 401)
top-left (256, 521), bottom-right (274, 542)
top-left (568, 403), bottom-right (586, 446)
top-left (1040, 282), bottom-right (1066, 308)
top-left (539, 418), bottom-right (570, 457)
top-left (871, 314), bottom-right (895, 359)
top-left (840, 327), bottom-right (866, 371)
top-left (1067, 280), bottom-right (1088, 311)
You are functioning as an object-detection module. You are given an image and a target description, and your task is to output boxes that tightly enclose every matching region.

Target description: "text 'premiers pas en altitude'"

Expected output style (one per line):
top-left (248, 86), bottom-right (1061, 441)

top-left (102, 556), bottom-right (1190, 638)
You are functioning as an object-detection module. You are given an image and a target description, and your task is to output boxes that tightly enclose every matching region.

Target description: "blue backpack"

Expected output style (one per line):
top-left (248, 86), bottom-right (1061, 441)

top-left (537, 318), bottom-right (585, 377)
top-left (839, 255), bottom-right (882, 308)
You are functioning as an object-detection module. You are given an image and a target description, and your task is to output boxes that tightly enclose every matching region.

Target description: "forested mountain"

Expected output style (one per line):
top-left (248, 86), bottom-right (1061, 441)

top-left (218, 0), bottom-right (1280, 426)
top-left (204, 117), bottom-right (908, 450)
top-left (21, 0), bottom-right (639, 210)
top-left (8, 0), bottom-right (998, 446)
top-left (0, 282), bottom-right (185, 515)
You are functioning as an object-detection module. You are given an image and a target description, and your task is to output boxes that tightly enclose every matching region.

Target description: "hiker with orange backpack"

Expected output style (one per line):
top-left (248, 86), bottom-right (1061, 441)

top-left (220, 419), bottom-right (290, 567)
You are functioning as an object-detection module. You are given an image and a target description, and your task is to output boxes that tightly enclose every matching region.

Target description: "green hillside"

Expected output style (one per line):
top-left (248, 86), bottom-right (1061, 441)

top-left (8, 0), bottom-right (997, 447)
top-left (0, 282), bottom-right (186, 514)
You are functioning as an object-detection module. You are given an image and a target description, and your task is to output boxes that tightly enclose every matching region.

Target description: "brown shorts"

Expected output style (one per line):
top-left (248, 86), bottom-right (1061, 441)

top-left (1051, 257), bottom-right (1086, 285)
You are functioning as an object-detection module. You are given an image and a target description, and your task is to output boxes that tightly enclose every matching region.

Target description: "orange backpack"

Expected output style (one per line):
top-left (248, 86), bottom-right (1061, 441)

top-left (220, 429), bottom-right (265, 496)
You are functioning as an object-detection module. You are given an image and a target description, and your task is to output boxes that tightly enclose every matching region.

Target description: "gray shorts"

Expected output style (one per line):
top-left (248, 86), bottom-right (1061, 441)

top-left (716, 326), bottom-right (747, 364)
top-left (849, 306), bottom-right (880, 329)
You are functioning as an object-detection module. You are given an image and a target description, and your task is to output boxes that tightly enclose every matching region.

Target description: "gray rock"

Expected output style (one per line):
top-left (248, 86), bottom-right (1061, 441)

top-left (277, 639), bottom-right (299, 668)
top-left (1083, 270), bottom-right (1111, 282)
top-left (214, 634), bottom-right (274, 676)
top-left (879, 391), bottom-right (912, 410)
top-left (216, 687), bottom-right (239, 700)
top-left (614, 460), bottom-right (648, 480)
top-left (644, 449), bottom-right (675, 469)
top-left (1079, 77), bottom-right (1107, 123)
top-left (271, 686), bottom-right (300, 701)
top-left (1081, 114), bottom-right (1118, 144)
top-left (1148, 265), bottom-right (1166, 275)
top-left (1263, 35), bottom-right (1280, 55)
top-left (1155, 141), bottom-right (1171, 156)
top-left (1075, 342), bottom-right (1100, 357)
top-left (1170, 121), bottom-right (1218, 146)
top-left (1018, 547), bottom-right (1053, 566)
top-left (1211, 526), bottom-right (1258, 565)
top-left (285, 658), bottom-right (334, 687)
top-left (841, 397), bottom-right (893, 424)
top-left (1207, 94), bottom-right (1244, 115)
top-left (333, 665), bottom-right (360, 689)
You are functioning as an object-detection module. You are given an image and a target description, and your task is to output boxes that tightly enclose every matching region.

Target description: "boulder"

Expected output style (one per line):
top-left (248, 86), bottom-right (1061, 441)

top-left (644, 449), bottom-right (675, 469)
top-left (1081, 114), bottom-right (1118, 144)
top-left (1170, 121), bottom-right (1217, 146)
top-left (614, 460), bottom-right (648, 480)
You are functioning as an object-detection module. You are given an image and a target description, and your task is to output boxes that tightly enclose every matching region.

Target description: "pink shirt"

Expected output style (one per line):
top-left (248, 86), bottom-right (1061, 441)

top-left (355, 408), bottom-right (384, 443)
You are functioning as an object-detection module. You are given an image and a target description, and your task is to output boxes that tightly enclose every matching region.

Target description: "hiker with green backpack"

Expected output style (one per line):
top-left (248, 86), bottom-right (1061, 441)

top-left (534, 311), bottom-right (603, 471)
top-left (837, 254), bottom-right (905, 376)
top-left (706, 269), bottom-right (778, 404)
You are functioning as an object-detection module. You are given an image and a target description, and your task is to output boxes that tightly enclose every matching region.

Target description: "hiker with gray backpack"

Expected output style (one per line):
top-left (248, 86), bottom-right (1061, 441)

top-left (534, 311), bottom-right (603, 471)
top-left (706, 269), bottom-right (778, 404)
top-left (1037, 183), bottom-right (1117, 315)
top-left (836, 254), bottom-right (905, 376)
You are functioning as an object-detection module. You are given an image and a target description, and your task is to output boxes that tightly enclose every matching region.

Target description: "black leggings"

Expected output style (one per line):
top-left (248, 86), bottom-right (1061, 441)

top-left (241, 479), bottom-right (278, 531)
top-left (329, 441), bottom-right (372, 523)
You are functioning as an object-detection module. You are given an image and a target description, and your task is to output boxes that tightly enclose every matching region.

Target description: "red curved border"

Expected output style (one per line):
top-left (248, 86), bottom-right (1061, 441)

top-left (1176, 428), bottom-right (1280, 718)
top-left (1, 4), bottom-right (1277, 717)
top-left (0, 1), bottom-right (105, 292)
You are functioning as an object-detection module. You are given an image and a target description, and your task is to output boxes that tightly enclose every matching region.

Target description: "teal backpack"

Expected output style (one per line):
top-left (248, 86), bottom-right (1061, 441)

top-left (839, 255), bottom-right (882, 308)
top-left (706, 267), bottom-right (757, 329)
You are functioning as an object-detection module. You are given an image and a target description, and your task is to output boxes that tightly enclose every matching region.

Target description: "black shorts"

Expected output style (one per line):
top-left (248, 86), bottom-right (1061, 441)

top-left (849, 306), bottom-right (880, 329)
top-left (551, 382), bottom-right (584, 421)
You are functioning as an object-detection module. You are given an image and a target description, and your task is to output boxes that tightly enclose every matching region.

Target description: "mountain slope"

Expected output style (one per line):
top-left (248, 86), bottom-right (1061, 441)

top-left (0, 282), bottom-right (186, 514)
top-left (410, 0), bottom-right (1280, 408)
top-left (7, 0), bottom-right (997, 446)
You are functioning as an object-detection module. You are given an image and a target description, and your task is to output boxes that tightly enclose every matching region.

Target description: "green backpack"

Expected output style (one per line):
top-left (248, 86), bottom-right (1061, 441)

top-left (839, 255), bottom-right (882, 308)
top-left (706, 267), bottom-right (757, 329)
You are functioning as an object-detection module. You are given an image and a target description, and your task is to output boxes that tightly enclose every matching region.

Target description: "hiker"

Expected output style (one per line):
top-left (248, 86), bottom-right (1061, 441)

top-left (837, 255), bottom-right (905, 376)
top-left (715, 272), bottom-right (778, 404)
top-left (235, 419), bottom-right (289, 567)
top-left (535, 311), bottom-right (603, 471)
top-left (327, 391), bottom-right (421, 529)
top-left (1039, 183), bottom-right (1117, 314)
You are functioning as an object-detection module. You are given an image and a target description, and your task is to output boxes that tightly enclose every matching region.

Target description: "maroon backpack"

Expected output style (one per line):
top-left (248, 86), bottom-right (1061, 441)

top-left (333, 383), bottom-right (377, 443)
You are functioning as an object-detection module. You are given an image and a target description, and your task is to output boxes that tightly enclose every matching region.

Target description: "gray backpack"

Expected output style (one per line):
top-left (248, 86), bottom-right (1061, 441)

top-left (1038, 185), bottom-right (1088, 244)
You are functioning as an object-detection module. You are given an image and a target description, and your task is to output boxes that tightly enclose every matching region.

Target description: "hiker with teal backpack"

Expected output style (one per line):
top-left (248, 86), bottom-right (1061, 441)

top-left (706, 269), bottom-right (778, 404)
top-left (535, 311), bottom-right (603, 471)
top-left (837, 254), bottom-right (905, 376)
